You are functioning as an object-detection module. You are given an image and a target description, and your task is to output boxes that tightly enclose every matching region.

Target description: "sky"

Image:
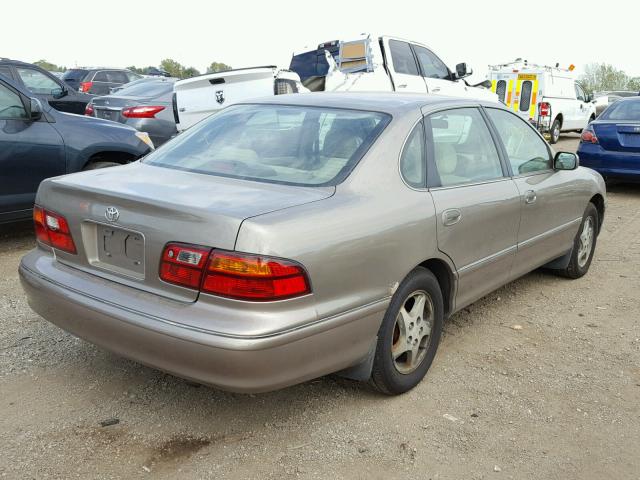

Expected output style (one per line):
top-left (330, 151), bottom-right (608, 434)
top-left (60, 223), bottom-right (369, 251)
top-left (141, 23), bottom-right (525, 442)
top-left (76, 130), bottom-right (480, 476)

top-left (3, 0), bottom-right (639, 82)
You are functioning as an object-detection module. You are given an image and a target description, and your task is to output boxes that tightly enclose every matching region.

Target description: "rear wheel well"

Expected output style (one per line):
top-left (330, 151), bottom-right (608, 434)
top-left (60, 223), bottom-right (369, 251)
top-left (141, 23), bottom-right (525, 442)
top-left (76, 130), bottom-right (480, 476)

top-left (418, 258), bottom-right (454, 318)
top-left (590, 194), bottom-right (605, 233)
top-left (83, 151), bottom-right (137, 169)
top-left (554, 114), bottom-right (563, 128)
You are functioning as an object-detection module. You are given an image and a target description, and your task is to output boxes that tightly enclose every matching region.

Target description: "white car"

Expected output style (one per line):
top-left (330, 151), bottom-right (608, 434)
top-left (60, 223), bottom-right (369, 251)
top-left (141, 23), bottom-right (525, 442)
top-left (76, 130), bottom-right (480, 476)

top-left (487, 60), bottom-right (597, 144)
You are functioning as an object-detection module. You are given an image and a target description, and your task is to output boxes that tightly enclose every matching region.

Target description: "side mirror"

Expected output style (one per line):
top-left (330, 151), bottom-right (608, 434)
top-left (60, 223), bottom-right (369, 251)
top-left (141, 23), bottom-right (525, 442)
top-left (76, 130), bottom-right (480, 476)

top-left (554, 151), bottom-right (579, 170)
top-left (51, 87), bottom-right (67, 99)
top-left (455, 62), bottom-right (472, 79)
top-left (28, 97), bottom-right (43, 121)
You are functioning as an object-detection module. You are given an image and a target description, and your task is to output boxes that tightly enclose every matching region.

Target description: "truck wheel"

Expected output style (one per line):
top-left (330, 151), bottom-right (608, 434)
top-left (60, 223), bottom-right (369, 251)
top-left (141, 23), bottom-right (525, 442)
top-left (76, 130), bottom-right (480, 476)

top-left (549, 118), bottom-right (561, 144)
top-left (556, 203), bottom-right (598, 279)
top-left (370, 267), bottom-right (443, 395)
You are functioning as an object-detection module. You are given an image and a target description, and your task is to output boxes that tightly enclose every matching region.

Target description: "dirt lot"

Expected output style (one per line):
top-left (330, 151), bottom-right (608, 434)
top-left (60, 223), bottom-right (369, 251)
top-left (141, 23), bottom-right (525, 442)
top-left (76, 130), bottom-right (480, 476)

top-left (1, 135), bottom-right (639, 479)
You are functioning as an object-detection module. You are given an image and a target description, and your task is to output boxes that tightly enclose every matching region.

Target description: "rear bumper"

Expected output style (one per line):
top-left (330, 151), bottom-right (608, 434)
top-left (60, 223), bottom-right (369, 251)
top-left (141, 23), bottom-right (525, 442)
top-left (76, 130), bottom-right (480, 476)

top-left (578, 143), bottom-right (640, 180)
top-left (19, 249), bottom-right (385, 393)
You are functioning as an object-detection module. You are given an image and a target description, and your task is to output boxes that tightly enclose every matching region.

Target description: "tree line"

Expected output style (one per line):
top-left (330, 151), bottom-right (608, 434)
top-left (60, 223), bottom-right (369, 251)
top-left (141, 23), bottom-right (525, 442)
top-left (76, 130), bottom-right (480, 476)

top-left (33, 59), bottom-right (232, 79)
top-left (579, 63), bottom-right (640, 94)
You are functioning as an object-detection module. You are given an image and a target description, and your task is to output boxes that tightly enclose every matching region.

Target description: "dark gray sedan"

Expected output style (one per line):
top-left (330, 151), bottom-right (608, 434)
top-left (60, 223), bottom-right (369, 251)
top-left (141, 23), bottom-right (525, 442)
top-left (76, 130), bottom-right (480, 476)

top-left (85, 78), bottom-right (177, 146)
top-left (19, 93), bottom-right (606, 395)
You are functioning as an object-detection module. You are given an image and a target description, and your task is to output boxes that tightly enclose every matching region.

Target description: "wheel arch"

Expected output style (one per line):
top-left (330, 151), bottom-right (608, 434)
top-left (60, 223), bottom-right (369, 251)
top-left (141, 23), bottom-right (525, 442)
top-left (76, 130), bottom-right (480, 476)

top-left (589, 193), bottom-right (605, 233)
top-left (418, 257), bottom-right (456, 318)
top-left (81, 150), bottom-right (138, 170)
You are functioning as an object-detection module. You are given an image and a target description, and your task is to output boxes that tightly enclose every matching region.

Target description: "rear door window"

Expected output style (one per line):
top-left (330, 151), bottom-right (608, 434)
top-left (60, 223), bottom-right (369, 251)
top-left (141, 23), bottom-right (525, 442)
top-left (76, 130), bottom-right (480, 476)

top-left (519, 81), bottom-right (532, 112)
top-left (108, 71), bottom-right (129, 84)
top-left (427, 108), bottom-right (504, 187)
top-left (94, 71), bottom-right (109, 82)
top-left (388, 40), bottom-right (419, 76)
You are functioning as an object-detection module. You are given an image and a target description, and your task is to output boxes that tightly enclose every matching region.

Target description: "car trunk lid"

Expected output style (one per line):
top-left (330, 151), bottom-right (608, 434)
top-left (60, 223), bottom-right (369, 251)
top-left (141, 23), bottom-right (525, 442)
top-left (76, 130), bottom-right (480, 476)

top-left (91, 96), bottom-right (140, 123)
top-left (592, 121), bottom-right (640, 153)
top-left (37, 162), bottom-right (333, 302)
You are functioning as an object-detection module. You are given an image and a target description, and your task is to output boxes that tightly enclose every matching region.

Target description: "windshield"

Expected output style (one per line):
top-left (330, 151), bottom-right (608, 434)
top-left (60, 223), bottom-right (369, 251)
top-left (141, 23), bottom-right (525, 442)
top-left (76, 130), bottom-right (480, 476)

top-left (600, 100), bottom-right (640, 121)
top-left (115, 80), bottom-right (174, 98)
top-left (144, 104), bottom-right (390, 186)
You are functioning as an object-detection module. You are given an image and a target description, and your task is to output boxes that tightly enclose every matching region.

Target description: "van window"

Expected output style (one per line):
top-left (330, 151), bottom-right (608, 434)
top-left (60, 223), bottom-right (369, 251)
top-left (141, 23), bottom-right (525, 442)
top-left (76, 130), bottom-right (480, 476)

top-left (520, 81), bottom-right (532, 112)
top-left (388, 40), bottom-right (419, 76)
top-left (496, 80), bottom-right (506, 103)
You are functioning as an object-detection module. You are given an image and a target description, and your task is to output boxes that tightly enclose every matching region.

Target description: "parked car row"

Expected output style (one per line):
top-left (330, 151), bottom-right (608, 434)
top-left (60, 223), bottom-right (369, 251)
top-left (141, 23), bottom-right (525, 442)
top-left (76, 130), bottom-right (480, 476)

top-left (0, 74), bottom-right (153, 223)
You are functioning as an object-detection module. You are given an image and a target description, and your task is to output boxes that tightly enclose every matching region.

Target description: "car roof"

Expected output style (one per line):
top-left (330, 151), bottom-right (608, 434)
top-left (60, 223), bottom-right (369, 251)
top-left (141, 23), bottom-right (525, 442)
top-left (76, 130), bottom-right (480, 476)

top-left (0, 58), bottom-right (47, 69)
top-left (244, 92), bottom-right (499, 116)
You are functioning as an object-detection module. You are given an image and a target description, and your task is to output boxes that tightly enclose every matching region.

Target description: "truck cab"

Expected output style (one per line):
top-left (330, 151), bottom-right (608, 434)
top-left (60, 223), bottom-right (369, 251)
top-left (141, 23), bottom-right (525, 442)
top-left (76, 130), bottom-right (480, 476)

top-left (289, 34), bottom-right (497, 102)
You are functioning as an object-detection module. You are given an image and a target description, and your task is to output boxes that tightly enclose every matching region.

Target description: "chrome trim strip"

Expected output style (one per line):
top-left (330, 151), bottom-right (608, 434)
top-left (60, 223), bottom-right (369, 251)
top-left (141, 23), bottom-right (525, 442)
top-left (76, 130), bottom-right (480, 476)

top-left (458, 244), bottom-right (517, 273)
top-left (519, 217), bottom-right (582, 249)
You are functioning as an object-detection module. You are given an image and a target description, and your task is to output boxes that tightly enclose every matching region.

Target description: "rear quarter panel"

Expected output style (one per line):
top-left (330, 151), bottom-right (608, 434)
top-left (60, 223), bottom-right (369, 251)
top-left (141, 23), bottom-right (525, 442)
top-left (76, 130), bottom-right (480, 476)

top-left (235, 114), bottom-right (446, 323)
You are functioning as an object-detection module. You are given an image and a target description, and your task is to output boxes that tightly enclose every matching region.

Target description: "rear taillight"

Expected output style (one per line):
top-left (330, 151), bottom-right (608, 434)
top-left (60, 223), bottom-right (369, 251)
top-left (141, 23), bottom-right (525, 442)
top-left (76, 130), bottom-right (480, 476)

top-left (159, 244), bottom-right (311, 301)
top-left (581, 126), bottom-right (599, 144)
top-left (160, 243), bottom-right (211, 289)
top-left (33, 206), bottom-right (77, 254)
top-left (203, 251), bottom-right (310, 301)
top-left (539, 102), bottom-right (551, 117)
top-left (79, 81), bottom-right (93, 93)
top-left (84, 104), bottom-right (94, 116)
top-left (122, 105), bottom-right (165, 119)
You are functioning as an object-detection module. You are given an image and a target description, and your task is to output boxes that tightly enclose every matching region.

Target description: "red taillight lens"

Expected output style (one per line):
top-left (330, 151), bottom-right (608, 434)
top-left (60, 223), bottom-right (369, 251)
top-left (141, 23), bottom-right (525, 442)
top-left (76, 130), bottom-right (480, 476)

top-left (158, 245), bottom-right (311, 300)
top-left (159, 243), bottom-right (211, 289)
top-left (33, 206), bottom-right (77, 254)
top-left (581, 127), bottom-right (599, 144)
top-left (80, 81), bottom-right (93, 93)
top-left (202, 251), bottom-right (311, 301)
top-left (84, 104), bottom-right (94, 116)
top-left (539, 102), bottom-right (551, 117)
top-left (122, 105), bottom-right (165, 118)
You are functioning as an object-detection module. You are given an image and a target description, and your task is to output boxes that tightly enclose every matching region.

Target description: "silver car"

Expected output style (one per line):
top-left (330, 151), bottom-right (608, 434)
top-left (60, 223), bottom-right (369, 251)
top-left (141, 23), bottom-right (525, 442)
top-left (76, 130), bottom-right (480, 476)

top-left (19, 93), bottom-right (606, 395)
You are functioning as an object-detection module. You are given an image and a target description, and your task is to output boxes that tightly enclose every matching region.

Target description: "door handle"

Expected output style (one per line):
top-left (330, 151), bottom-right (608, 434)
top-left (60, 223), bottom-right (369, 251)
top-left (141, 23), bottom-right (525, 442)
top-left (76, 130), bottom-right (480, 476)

top-left (432, 87), bottom-right (441, 92)
top-left (397, 84), bottom-right (407, 89)
top-left (524, 190), bottom-right (537, 204)
top-left (442, 209), bottom-right (462, 226)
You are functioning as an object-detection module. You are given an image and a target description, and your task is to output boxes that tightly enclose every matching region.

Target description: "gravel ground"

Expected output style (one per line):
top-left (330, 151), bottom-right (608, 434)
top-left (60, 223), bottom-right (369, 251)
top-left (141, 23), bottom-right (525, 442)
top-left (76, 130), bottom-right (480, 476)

top-left (1, 135), bottom-right (639, 479)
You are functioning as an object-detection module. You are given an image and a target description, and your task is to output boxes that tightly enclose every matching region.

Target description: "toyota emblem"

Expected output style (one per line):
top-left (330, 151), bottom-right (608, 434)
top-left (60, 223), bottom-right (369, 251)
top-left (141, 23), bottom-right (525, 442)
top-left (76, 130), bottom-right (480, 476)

top-left (105, 206), bottom-right (119, 222)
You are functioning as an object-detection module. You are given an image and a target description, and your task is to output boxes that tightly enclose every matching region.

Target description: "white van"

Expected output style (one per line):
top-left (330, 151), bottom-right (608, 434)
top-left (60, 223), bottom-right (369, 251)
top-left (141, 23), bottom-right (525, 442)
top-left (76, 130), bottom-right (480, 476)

top-left (487, 60), bottom-right (596, 143)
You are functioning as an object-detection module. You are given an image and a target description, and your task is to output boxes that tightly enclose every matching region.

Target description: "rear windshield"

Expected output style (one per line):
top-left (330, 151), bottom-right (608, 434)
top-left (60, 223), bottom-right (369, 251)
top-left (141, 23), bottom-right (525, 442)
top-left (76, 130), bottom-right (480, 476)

top-left (62, 69), bottom-right (89, 82)
top-left (115, 80), bottom-right (174, 98)
top-left (600, 100), bottom-right (640, 121)
top-left (144, 104), bottom-right (390, 186)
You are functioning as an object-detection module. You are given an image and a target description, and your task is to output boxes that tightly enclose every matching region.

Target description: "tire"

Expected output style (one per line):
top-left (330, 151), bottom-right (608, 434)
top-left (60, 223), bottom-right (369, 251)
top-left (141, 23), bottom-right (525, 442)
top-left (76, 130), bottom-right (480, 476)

top-left (370, 267), bottom-right (444, 395)
top-left (557, 203), bottom-right (599, 279)
top-left (82, 161), bottom-right (121, 171)
top-left (549, 118), bottom-right (561, 144)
